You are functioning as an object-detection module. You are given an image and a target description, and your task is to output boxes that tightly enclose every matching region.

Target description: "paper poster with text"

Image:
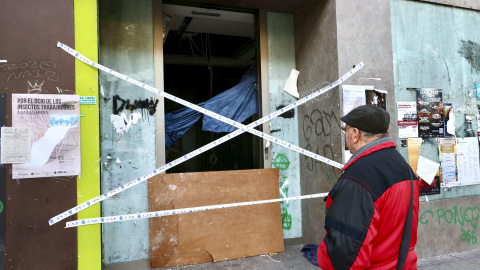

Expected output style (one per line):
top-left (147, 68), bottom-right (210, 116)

top-left (342, 85), bottom-right (369, 116)
top-left (415, 88), bottom-right (443, 138)
top-left (438, 137), bottom-right (457, 187)
top-left (343, 85), bottom-right (370, 157)
top-left (456, 138), bottom-right (480, 186)
top-left (12, 94), bottom-right (80, 179)
top-left (407, 137), bottom-right (440, 195)
top-left (397, 102), bottom-right (418, 138)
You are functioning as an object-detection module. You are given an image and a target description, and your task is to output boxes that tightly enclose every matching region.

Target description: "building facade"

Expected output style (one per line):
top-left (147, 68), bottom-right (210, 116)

top-left (1, 0), bottom-right (480, 269)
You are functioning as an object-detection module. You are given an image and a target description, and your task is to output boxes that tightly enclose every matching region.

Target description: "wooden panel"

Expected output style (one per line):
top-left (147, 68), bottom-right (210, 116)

top-left (0, 1), bottom-right (77, 269)
top-left (148, 168), bottom-right (284, 267)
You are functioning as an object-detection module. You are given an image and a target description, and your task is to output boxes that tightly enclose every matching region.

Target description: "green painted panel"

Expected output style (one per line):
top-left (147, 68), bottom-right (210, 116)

top-left (75, 0), bottom-right (102, 269)
top-left (391, 0), bottom-right (480, 200)
top-left (267, 12), bottom-right (302, 238)
top-left (99, 0), bottom-right (155, 264)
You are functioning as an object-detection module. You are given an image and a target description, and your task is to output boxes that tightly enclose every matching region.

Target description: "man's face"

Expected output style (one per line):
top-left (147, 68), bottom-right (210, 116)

top-left (344, 124), bottom-right (355, 154)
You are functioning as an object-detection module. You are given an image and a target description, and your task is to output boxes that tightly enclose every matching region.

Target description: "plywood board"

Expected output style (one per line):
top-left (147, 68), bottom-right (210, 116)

top-left (148, 168), bottom-right (284, 267)
top-left (0, 0), bottom-right (77, 269)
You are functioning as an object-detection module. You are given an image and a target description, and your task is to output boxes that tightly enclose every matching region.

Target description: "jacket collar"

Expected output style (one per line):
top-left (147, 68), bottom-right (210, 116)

top-left (341, 137), bottom-right (396, 172)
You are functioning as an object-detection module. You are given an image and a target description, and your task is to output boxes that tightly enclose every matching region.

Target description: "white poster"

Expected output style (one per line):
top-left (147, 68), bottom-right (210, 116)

top-left (0, 127), bottom-right (31, 164)
top-left (342, 85), bottom-right (370, 116)
top-left (12, 94), bottom-right (81, 179)
top-left (397, 102), bottom-right (418, 138)
top-left (456, 137), bottom-right (480, 186)
top-left (343, 85), bottom-right (371, 163)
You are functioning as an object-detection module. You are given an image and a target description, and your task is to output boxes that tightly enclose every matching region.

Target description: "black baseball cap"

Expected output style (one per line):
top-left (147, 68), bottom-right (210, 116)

top-left (341, 105), bottom-right (390, 133)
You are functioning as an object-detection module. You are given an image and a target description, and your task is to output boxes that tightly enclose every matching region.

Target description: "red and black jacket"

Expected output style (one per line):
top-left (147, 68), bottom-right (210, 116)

top-left (318, 138), bottom-right (420, 269)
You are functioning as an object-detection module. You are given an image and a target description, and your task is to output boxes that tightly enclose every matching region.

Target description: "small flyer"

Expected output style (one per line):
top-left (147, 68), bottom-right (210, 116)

top-left (0, 127), bottom-right (31, 164)
top-left (12, 94), bottom-right (81, 179)
top-left (397, 102), bottom-right (418, 138)
top-left (415, 88), bottom-right (444, 138)
top-left (438, 137), bottom-right (457, 187)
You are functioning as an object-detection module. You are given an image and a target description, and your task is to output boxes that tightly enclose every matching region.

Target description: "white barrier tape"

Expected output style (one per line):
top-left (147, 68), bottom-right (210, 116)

top-left (57, 41), bottom-right (358, 170)
top-left (49, 42), bottom-right (363, 225)
top-left (65, 192), bottom-right (329, 228)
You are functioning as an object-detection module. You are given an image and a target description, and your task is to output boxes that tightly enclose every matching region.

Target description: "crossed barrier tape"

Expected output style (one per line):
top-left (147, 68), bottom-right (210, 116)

top-left (50, 42), bottom-right (363, 226)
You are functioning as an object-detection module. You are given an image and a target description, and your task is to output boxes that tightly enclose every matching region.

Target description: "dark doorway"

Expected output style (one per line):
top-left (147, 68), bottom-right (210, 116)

top-left (163, 5), bottom-right (259, 173)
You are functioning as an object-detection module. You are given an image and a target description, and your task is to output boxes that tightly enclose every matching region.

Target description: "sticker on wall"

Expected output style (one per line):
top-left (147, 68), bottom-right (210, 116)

top-left (80, 96), bottom-right (96, 105)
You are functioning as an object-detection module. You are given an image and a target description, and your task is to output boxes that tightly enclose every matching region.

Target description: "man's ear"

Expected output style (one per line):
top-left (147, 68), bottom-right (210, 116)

top-left (353, 128), bottom-right (360, 143)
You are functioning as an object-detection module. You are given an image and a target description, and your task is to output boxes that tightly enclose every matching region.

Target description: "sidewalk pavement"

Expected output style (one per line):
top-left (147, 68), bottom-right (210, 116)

top-left (417, 248), bottom-right (480, 270)
top-left (148, 245), bottom-right (480, 270)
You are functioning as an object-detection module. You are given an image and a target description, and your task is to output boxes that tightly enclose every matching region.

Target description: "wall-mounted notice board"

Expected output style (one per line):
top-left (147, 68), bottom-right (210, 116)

top-left (0, 1), bottom-right (77, 269)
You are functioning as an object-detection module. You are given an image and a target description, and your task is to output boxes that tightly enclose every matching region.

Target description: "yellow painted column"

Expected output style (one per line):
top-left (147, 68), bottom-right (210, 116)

top-left (75, 0), bottom-right (101, 269)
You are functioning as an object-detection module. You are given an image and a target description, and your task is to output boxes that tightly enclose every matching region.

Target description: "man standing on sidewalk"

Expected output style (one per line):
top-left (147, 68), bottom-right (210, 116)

top-left (317, 105), bottom-right (420, 270)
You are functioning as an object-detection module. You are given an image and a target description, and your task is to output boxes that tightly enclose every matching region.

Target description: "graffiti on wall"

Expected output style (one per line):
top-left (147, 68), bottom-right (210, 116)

top-left (0, 60), bottom-right (73, 96)
top-left (273, 153), bottom-right (292, 230)
top-left (420, 206), bottom-right (479, 244)
top-left (0, 61), bottom-right (59, 83)
top-left (109, 94), bottom-right (159, 134)
top-left (279, 176), bottom-right (291, 230)
top-left (113, 94), bottom-right (159, 115)
top-left (458, 40), bottom-right (480, 73)
top-left (272, 153), bottom-right (290, 170)
top-left (302, 109), bottom-right (342, 183)
top-left (299, 86), bottom-right (323, 107)
top-left (276, 105), bottom-right (295, 119)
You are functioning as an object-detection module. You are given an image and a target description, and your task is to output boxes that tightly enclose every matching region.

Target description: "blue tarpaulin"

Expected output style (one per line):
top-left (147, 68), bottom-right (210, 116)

top-left (165, 66), bottom-right (257, 148)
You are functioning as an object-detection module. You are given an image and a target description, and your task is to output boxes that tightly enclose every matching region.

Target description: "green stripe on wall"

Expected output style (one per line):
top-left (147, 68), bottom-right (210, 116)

top-left (75, 1), bottom-right (101, 269)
